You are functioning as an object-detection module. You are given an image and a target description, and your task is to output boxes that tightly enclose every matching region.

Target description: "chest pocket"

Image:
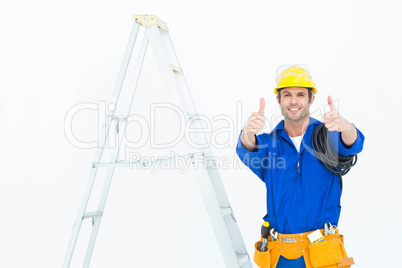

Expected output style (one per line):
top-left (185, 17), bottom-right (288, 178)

top-left (301, 150), bottom-right (333, 186)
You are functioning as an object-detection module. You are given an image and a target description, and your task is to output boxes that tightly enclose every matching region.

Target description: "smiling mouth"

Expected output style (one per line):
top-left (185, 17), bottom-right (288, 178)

top-left (288, 108), bottom-right (301, 111)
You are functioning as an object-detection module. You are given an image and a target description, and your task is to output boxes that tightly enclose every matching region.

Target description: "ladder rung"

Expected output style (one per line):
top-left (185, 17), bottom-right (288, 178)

top-left (107, 115), bottom-right (127, 122)
top-left (93, 153), bottom-right (195, 168)
top-left (236, 252), bottom-right (250, 265)
top-left (83, 211), bottom-right (103, 220)
top-left (220, 206), bottom-right (233, 216)
top-left (92, 161), bottom-right (129, 168)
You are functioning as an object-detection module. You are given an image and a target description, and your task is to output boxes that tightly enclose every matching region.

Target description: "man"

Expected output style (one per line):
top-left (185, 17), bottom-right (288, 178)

top-left (236, 65), bottom-right (364, 268)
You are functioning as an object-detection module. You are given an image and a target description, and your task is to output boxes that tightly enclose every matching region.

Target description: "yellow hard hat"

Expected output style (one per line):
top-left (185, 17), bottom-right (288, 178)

top-left (274, 64), bottom-right (317, 95)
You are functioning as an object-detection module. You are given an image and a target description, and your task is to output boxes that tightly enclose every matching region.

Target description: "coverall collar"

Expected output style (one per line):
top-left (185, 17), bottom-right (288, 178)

top-left (272, 117), bottom-right (321, 154)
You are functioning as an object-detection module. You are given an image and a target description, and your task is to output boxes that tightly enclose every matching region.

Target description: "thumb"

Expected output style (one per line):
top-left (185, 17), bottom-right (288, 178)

top-left (328, 95), bottom-right (337, 111)
top-left (258, 97), bottom-right (265, 115)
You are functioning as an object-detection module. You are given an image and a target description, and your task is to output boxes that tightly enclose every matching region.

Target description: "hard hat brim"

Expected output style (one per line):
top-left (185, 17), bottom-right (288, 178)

top-left (274, 87), bottom-right (317, 95)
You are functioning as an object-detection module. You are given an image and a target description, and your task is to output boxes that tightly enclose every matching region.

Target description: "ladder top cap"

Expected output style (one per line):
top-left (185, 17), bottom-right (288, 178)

top-left (132, 14), bottom-right (169, 31)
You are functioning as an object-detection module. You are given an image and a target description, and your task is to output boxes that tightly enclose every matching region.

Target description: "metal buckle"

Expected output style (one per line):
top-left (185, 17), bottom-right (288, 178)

top-left (282, 238), bottom-right (297, 243)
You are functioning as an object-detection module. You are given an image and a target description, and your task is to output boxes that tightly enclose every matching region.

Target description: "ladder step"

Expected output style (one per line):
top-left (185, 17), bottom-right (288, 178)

top-left (92, 153), bottom-right (195, 168)
top-left (236, 252), bottom-right (250, 265)
top-left (83, 211), bottom-right (103, 220)
top-left (107, 115), bottom-right (127, 122)
top-left (220, 206), bottom-right (233, 216)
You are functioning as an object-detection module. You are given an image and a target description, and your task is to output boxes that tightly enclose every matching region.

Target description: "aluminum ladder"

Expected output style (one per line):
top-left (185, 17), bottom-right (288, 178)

top-left (63, 14), bottom-right (252, 268)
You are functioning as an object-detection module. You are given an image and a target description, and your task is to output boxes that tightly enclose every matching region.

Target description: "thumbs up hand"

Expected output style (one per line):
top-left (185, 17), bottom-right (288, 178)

top-left (258, 97), bottom-right (265, 116)
top-left (323, 95), bottom-right (353, 133)
top-left (246, 98), bottom-right (266, 134)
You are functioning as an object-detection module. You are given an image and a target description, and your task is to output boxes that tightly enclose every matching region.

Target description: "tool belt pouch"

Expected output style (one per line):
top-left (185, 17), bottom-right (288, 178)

top-left (308, 237), bottom-right (343, 268)
top-left (254, 240), bottom-right (270, 268)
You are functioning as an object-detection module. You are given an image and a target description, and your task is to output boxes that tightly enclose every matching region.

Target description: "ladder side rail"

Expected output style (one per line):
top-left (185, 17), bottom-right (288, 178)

top-left (161, 28), bottom-right (252, 268)
top-left (158, 28), bottom-right (182, 75)
top-left (191, 165), bottom-right (243, 268)
top-left (184, 120), bottom-right (252, 267)
top-left (82, 29), bottom-right (151, 267)
top-left (82, 167), bottom-right (116, 268)
top-left (63, 168), bottom-right (100, 268)
top-left (161, 27), bottom-right (236, 215)
top-left (91, 31), bottom-right (150, 167)
top-left (108, 22), bottom-right (142, 112)
top-left (63, 22), bottom-right (141, 268)
top-left (205, 166), bottom-right (252, 267)
top-left (185, 117), bottom-right (252, 267)
top-left (147, 25), bottom-right (242, 268)
top-left (97, 21), bottom-right (142, 154)
top-left (146, 26), bottom-right (187, 111)
top-left (121, 31), bottom-right (150, 125)
top-left (160, 30), bottom-right (210, 148)
top-left (160, 30), bottom-right (200, 118)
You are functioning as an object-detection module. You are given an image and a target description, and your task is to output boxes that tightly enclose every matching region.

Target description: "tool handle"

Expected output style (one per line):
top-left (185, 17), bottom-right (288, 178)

top-left (261, 221), bottom-right (270, 239)
top-left (260, 239), bottom-right (268, 252)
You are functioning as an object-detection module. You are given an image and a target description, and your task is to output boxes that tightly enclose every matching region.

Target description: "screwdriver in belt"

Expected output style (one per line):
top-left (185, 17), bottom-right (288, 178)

top-left (260, 221), bottom-right (271, 252)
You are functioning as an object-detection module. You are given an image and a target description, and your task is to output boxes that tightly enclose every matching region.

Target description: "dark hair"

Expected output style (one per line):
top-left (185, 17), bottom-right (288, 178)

top-left (277, 87), bottom-right (313, 102)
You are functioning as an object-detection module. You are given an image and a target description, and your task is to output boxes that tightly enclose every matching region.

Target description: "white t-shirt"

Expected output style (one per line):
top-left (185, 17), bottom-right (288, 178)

top-left (290, 134), bottom-right (304, 153)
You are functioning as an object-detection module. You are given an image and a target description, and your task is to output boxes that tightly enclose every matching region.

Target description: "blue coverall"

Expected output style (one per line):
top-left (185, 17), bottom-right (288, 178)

top-left (236, 117), bottom-right (365, 267)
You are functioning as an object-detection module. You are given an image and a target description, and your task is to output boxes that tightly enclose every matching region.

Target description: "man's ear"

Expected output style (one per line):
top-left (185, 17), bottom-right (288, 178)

top-left (309, 95), bottom-right (315, 106)
top-left (276, 95), bottom-right (280, 105)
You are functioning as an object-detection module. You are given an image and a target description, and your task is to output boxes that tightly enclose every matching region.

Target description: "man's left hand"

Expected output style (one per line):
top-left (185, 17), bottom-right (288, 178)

top-left (323, 95), bottom-right (357, 146)
top-left (323, 95), bottom-right (354, 133)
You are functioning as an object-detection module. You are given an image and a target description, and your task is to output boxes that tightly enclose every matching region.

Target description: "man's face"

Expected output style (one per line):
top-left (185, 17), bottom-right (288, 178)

top-left (277, 87), bottom-right (315, 122)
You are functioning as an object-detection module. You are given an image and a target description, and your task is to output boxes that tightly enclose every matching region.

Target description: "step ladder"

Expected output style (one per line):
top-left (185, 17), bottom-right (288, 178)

top-left (63, 14), bottom-right (253, 268)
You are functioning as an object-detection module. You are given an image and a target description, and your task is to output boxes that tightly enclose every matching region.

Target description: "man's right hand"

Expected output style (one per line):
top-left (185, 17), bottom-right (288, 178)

top-left (246, 98), bottom-right (266, 134)
top-left (241, 98), bottom-right (266, 151)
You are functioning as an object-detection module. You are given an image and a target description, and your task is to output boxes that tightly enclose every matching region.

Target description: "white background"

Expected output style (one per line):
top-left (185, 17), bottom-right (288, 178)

top-left (1, 0), bottom-right (401, 267)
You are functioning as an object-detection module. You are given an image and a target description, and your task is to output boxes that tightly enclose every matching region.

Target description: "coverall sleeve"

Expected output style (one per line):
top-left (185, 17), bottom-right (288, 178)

top-left (236, 130), bottom-right (269, 181)
top-left (328, 124), bottom-right (365, 156)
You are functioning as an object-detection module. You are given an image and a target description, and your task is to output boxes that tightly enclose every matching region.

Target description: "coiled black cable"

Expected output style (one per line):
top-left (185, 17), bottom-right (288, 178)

top-left (311, 123), bottom-right (358, 178)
